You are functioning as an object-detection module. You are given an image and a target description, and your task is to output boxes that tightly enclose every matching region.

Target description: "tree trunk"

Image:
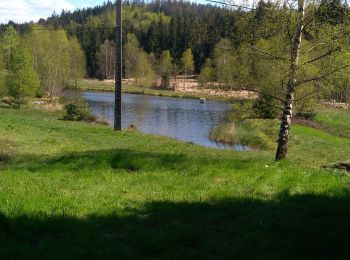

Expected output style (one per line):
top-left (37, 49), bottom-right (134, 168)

top-left (184, 69), bottom-right (187, 89)
top-left (275, 0), bottom-right (305, 161)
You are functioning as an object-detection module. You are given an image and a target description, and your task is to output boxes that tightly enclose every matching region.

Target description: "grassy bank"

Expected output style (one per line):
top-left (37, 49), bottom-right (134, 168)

top-left (75, 79), bottom-right (235, 102)
top-left (210, 103), bottom-right (350, 166)
top-left (0, 107), bottom-right (350, 258)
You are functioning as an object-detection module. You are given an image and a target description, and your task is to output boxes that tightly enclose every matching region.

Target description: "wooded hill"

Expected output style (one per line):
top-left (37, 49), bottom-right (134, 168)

top-left (1, 0), bottom-right (350, 105)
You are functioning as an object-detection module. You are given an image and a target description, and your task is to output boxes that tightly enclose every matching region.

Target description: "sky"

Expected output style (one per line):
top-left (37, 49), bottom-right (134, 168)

top-left (0, 0), bottom-right (250, 24)
top-left (0, 0), bottom-right (107, 24)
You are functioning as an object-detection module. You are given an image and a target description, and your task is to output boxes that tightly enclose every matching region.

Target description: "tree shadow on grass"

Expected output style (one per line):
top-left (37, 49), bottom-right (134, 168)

top-left (1, 194), bottom-right (350, 259)
top-left (9, 148), bottom-right (254, 174)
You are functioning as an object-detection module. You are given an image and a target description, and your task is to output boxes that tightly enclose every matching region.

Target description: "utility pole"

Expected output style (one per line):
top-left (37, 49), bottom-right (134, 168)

top-left (114, 0), bottom-right (122, 131)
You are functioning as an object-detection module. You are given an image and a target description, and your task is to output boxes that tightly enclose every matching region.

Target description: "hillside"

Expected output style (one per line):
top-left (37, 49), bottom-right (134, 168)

top-left (0, 107), bottom-right (350, 258)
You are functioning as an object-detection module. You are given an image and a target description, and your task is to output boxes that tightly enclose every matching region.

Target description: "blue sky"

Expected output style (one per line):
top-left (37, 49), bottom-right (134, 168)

top-left (0, 0), bottom-right (240, 24)
top-left (0, 0), bottom-right (108, 24)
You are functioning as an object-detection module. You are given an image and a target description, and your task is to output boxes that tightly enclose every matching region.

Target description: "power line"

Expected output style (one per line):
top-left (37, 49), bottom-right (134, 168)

top-left (204, 0), bottom-right (256, 10)
top-left (0, 27), bottom-right (117, 31)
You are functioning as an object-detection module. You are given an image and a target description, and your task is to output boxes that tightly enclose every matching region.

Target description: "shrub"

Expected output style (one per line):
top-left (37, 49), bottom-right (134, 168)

top-left (252, 93), bottom-right (280, 119)
top-left (64, 100), bottom-right (91, 121)
top-left (296, 110), bottom-right (317, 120)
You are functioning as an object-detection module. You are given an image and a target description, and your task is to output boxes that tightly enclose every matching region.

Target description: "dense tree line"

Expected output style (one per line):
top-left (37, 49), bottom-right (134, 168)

top-left (0, 1), bottom-right (244, 77)
top-left (0, 26), bottom-right (85, 104)
top-left (0, 0), bottom-right (349, 105)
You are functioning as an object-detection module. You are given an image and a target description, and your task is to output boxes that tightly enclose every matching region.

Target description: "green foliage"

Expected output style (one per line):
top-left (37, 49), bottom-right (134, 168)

top-left (121, 34), bottom-right (155, 88)
top-left (68, 36), bottom-right (86, 86)
top-left (3, 26), bottom-right (39, 104)
top-left (213, 39), bottom-right (235, 88)
top-left (181, 48), bottom-right (194, 87)
top-left (198, 58), bottom-right (215, 86)
top-left (63, 99), bottom-right (91, 121)
top-left (296, 111), bottom-right (317, 120)
top-left (134, 51), bottom-right (155, 88)
top-left (0, 47), bottom-right (5, 97)
top-left (123, 33), bottom-right (140, 79)
top-left (181, 48), bottom-right (194, 75)
top-left (25, 25), bottom-right (75, 96)
top-left (252, 94), bottom-right (280, 119)
top-left (316, 0), bottom-right (348, 25)
top-left (158, 50), bottom-right (173, 88)
top-left (96, 39), bottom-right (115, 80)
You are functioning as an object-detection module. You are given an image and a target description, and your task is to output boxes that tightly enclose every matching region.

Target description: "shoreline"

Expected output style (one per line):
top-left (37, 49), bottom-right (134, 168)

top-left (73, 79), bottom-right (257, 103)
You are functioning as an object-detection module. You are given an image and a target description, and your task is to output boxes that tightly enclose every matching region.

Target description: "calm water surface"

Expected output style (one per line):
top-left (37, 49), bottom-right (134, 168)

top-left (75, 91), bottom-right (248, 150)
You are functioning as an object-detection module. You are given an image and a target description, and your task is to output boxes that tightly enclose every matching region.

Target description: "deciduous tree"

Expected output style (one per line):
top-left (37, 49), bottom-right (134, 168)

top-left (181, 48), bottom-right (194, 88)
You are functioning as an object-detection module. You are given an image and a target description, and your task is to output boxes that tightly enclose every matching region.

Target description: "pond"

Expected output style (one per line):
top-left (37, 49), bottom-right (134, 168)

top-left (69, 90), bottom-right (249, 151)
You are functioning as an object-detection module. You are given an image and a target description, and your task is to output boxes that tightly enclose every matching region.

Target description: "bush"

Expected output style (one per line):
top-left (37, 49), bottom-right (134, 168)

top-left (296, 110), bottom-right (317, 120)
top-left (64, 100), bottom-right (91, 121)
top-left (252, 93), bottom-right (280, 119)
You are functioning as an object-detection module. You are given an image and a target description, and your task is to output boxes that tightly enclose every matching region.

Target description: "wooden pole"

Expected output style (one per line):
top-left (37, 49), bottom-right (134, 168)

top-left (114, 0), bottom-right (122, 131)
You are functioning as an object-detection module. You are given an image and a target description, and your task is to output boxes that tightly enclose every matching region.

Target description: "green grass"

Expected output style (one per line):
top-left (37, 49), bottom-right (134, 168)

top-left (210, 103), bottom-right (350, 166)
top-left (314, 107), bottom-right (350, 138)
top-left (0, 107), bottom-right (350, 259)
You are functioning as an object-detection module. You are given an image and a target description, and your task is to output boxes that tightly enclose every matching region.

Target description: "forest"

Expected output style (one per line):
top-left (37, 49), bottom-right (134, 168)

top-left (1, 1), bottom-right (350, 258)
top-left (0, 0), bottom-right (349, 98)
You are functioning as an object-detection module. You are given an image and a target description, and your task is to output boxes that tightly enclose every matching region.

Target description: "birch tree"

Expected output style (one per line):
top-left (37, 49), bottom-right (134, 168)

top-left (214, 38), bottom-right (235, 89)
top-left (224, 0), bottom-right (350, 160)
top-left (3, 26), bottom-right (39, 104)
top-left (158, 50), bottom-right (173, 88)
top-left (134, 50), bottom-right (155, 89)
top-left (181, 48), bottom-right (194, 88)
top-left (68, 37), bottom-right (86, 87)
top-left (0, 47), bottom-right (5, 97)
top-left (96, 40), bottom-right (115, 80)
top-left (274, 0), bottom-right (350, 160)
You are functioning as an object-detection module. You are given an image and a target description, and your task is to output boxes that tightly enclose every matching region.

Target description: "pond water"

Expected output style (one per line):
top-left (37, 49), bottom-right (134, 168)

top-left (69, 90), bottom-right (249, 150)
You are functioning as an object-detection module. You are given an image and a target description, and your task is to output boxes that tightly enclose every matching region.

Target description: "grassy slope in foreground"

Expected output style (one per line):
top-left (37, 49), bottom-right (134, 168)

top-left (0, 108), bottom-right (350, 259)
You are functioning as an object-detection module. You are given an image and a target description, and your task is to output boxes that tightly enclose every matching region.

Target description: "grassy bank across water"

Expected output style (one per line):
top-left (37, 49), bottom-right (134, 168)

top-left (0, 107), bottom-right (350, 258)
top-left (75, 79), bottom-right (237, 102)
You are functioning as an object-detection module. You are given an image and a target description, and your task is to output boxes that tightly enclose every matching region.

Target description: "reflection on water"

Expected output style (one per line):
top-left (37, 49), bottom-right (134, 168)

top-left (69, 90), bottom-right (249, 150)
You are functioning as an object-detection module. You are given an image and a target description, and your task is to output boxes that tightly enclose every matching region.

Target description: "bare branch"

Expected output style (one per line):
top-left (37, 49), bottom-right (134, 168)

top-left (204, 0), bottom-right (255, 10)
top-left (240, 87), bottom-right (285, 102)
top-left (300, 47), bottom-right (341, 66)
top-left (260, 99), bottom-right (284, 111)
top-left (286, 1), bottom-right (294, 48)
top-left (295, 65), bottom-right (350, 87)
top-left (248, 45), bottom-right (291, 62)
top-left (294, 90), bottom-right (319, 102)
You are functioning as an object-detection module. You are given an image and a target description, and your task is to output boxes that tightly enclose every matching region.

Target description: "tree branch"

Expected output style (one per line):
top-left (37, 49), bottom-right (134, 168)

top-left (294, 90), bottom-right (319, 102)
top-left (300, 47), bottom-right (341, 66)
top-left (286, 1), bottom-right (294, 48)
top-left (240, 87), bottom-right (285, 102)
top-left (247, 45), bottom-right (291, 62)
top-left (295, 65), bottom-right (350, 87)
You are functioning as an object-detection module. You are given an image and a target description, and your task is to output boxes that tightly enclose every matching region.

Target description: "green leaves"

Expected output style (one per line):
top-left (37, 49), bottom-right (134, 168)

top-left (3, 26), bottom-right (39, 103)
top-left (181, 48), bottom-right (194, 75)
